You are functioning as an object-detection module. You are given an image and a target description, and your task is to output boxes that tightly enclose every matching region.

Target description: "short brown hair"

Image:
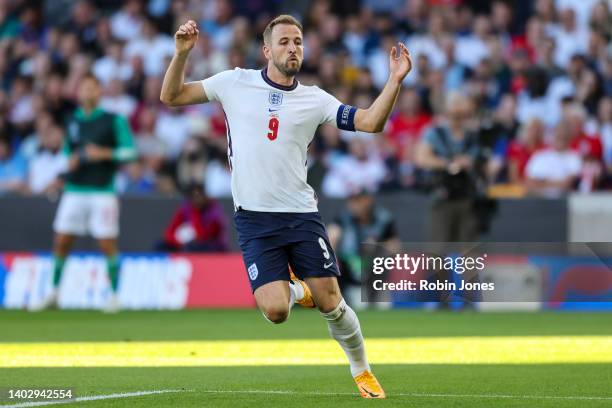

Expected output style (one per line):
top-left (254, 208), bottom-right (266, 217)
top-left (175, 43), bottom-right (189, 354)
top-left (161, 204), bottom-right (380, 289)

top-left (263, 15), bottom-right (303, 44)
top-left (81, 72), bottom-right (101, 85)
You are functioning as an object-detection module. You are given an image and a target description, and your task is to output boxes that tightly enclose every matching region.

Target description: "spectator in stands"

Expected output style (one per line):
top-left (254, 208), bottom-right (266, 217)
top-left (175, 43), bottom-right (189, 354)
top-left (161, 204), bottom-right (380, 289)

top-left (589, 1), bottom-right (611, 37)
top-left (322, 135), bottom-right (387, 198)
top-left (8, 76), bottom-right (36, 138)
top-left (133, 105), bottom-right (167, 160)
top-left (190, 32), bottom-right (229, 80)
top-left (404, 10), bottom-right (445, 78)
top-left (507, 118), bottom-right (546, 183)
top-left (0, 137), bottom-right (26, 195)
top-left (124, 16), bottom-right (174, 77)
top-left (110, 0), bottom-right (144, 41)
top-left (525, 121), bottom-right (582, 197)
top-left (485, 94), bottom-right (521, 182)
top-left (176, 138), bottom-right (207, 190)
top-left (155, 106), bottom-right (191, 159)
top-left (200, 0), bottom-right (235, 52)
top-left (327, 187), bottom-right (400, 306)
top-left (598, 97), bottom-right (612, 176)
top-left (455, 14), bottom-right (492, 69)
top-left (130, 76), bottom-right (164, 132)
top-left (565, 102), bottom-right (606, 192)
top-left (517, 66), bottom-right (552, 126)
top-left (535, 36), bottom-right (564, 79)
top-left (205, 147), bottom-right (232, 199)
top-left (65, 0), bottom-right (98, 51)
top-left (550, 8), bottom-right (588, 68)
top-left (560, 0), bottom-right (601, 31)
top-left (488, 94), bottom-right (520, 147)
top-left (566, 103), bottom-right (603, 161)
top-left (43, 74), bottom-right (77, 125)
top-left (100, 78), bottom-right (137, 118)
top-left (92, 40), bottom-right (133, 86)
top-left (386, 88), bottom-right (432, 162)
top-left (26, 121), bottom-right (66, 196)
top-left (440, 34), bottom-right (467, 92)
top-left (0, 0), bottom-right (20, 40)
top-left (0, 0), bottom-right (610, 200)
top-left (157, 182), bottom-right (228, 252)
top-left (545, 54), bottom-right (588, 126)
top-left (116, 160), bottom-right (156, 195)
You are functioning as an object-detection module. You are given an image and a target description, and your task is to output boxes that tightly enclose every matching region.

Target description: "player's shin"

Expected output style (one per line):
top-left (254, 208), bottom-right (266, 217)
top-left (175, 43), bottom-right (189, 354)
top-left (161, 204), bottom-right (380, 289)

top-left (106, 254), bottom-right (120, 293)
top-left (52, 255), bottom-right (66, 288)
top-left (320, 298), bottom-right (370, 377)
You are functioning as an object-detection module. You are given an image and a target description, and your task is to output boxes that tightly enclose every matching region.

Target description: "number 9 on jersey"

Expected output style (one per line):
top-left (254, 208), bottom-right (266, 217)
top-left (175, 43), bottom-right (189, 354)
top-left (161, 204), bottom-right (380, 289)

top-left (267, 117), bottom-right (279, 141)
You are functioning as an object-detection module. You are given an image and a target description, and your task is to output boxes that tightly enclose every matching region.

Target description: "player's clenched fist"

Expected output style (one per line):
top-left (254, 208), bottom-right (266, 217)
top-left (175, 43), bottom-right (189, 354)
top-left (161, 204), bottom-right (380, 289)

top-left (175, 20), bottom-right (199, 53)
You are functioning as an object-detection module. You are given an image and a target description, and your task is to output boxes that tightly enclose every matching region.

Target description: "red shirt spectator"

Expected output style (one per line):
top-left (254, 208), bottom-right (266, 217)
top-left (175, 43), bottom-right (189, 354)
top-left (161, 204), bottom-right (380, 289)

top-left (570, 133), bottom-right (603, 160)
top-left (507, 118), bottom-right (546, 182)
top-left (386, 89), bottom-right (431, 160)
top-left (508, 140), bottom-right (545, 180)
top-left (158, 183), bottom-right (228, 252)
top-left (565, 103), bottom-right (603, 160)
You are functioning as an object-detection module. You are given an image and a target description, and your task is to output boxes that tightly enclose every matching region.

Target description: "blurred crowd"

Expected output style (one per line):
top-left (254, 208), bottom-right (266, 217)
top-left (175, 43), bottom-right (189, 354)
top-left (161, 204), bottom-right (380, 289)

top-left (0, 0), bottom-right (611, 199)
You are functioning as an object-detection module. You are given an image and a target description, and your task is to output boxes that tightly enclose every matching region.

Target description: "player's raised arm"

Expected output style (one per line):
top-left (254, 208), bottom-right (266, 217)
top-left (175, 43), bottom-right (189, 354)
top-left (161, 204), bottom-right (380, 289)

top-left (160, 20), bottom-right (208, 106)
top-left (354, 43), bottom-right (412, 133)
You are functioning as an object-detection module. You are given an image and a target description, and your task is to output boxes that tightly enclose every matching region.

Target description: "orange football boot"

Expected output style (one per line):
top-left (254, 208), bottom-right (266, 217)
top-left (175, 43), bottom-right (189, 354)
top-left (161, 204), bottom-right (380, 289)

top-left (289, 267), bottom-right (315, 308)
top-left (354, 370), bottom-right (386, 399)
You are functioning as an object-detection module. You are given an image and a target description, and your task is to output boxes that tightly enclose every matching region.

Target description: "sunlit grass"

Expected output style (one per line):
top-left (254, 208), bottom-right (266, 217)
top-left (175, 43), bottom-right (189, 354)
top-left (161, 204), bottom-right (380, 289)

top-left (2, 336), bottom-right (611, 367)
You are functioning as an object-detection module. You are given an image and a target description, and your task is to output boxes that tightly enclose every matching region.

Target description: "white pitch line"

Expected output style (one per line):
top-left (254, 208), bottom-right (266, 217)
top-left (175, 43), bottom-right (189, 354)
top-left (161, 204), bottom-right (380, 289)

top-left (3, 388), bottom-right (610, 406)
top-left (0, 389), bottom-right (187, 408)
top-left (199, 389), bottom-right (612, 401)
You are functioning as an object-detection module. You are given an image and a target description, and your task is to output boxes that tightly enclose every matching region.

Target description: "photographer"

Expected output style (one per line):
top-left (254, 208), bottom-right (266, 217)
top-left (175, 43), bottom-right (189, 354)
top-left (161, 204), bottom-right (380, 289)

top-left (415, 93), bottom-right (487, 242)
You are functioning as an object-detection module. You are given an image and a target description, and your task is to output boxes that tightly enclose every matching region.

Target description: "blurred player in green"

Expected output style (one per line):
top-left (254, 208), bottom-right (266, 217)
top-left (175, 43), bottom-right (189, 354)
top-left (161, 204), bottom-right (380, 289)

top-left (32, 74), bottom-right (136, 312)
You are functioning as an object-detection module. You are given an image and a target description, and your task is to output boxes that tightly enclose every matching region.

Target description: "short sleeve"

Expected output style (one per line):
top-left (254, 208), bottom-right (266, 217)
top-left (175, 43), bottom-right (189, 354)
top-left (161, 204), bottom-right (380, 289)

top-left (568, 154), bottom-right (582, 176)
top-left (112, 115), bottom-right (137, 162)
top-left (315, 87), bottom-right (357, 131)
top-left (525, 153), bottom-right (543, 179)
top-left (201, 69), bottom-right (240, 103)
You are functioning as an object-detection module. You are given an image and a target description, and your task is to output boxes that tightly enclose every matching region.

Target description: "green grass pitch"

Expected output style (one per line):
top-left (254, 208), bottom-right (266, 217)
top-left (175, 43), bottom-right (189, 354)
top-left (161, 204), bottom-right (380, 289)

top-left (0, 309), bottom-right (611, 407)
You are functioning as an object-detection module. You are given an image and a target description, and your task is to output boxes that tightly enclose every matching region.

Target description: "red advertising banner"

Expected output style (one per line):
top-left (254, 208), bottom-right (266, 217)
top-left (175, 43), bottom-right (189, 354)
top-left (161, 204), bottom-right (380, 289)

top-left (183, 254), bottom-right (255, 308)
top-left (0, 252), bottom-right (256, 309)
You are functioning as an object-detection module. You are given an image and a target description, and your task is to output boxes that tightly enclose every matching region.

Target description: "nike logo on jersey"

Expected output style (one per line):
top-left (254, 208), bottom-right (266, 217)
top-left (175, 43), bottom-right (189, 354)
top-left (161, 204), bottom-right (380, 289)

top-left (324, 262), bottom-right (334, 269)
top-left (268, 108), bottom-right (280, 112)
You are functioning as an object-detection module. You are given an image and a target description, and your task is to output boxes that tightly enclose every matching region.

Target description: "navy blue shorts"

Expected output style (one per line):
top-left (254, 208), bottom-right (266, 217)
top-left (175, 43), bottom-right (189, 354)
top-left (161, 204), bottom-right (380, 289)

top-left (234, 209), bottom-right (340, 292)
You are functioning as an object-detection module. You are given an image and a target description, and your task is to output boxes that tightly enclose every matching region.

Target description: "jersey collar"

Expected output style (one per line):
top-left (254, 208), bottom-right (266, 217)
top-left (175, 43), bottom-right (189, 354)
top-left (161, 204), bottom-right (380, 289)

top-left (261, 68), bottom-right (298, 91)
top-left (75, 106), bottom-right (105, 120)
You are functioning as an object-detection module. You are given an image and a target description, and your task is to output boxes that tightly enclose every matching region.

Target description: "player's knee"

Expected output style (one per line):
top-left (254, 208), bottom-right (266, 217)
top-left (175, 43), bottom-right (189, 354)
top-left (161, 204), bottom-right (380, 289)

top-left (97, 239), bottom-right (118, 256)
top-left (261, 306), bottom-right (289, 324)
top-left (53, 235), bottom-right (72, 255)
top-left (315, 286), bottom-right (342, 313)
top-left (317, 294), bottom-right (342, 314)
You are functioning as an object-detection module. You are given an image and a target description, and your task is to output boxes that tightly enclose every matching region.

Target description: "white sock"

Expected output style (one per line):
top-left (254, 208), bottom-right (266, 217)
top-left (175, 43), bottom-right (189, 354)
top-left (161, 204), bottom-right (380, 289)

top-left (321, 298), bottom-right (370, 377)
top-left (288, 281), bottom-right (304, 308)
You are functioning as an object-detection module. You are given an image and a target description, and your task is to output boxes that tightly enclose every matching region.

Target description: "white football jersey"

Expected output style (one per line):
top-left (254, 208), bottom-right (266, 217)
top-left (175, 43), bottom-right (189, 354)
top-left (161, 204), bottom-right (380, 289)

top-left (202, 68), bottom-right (357, 212)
